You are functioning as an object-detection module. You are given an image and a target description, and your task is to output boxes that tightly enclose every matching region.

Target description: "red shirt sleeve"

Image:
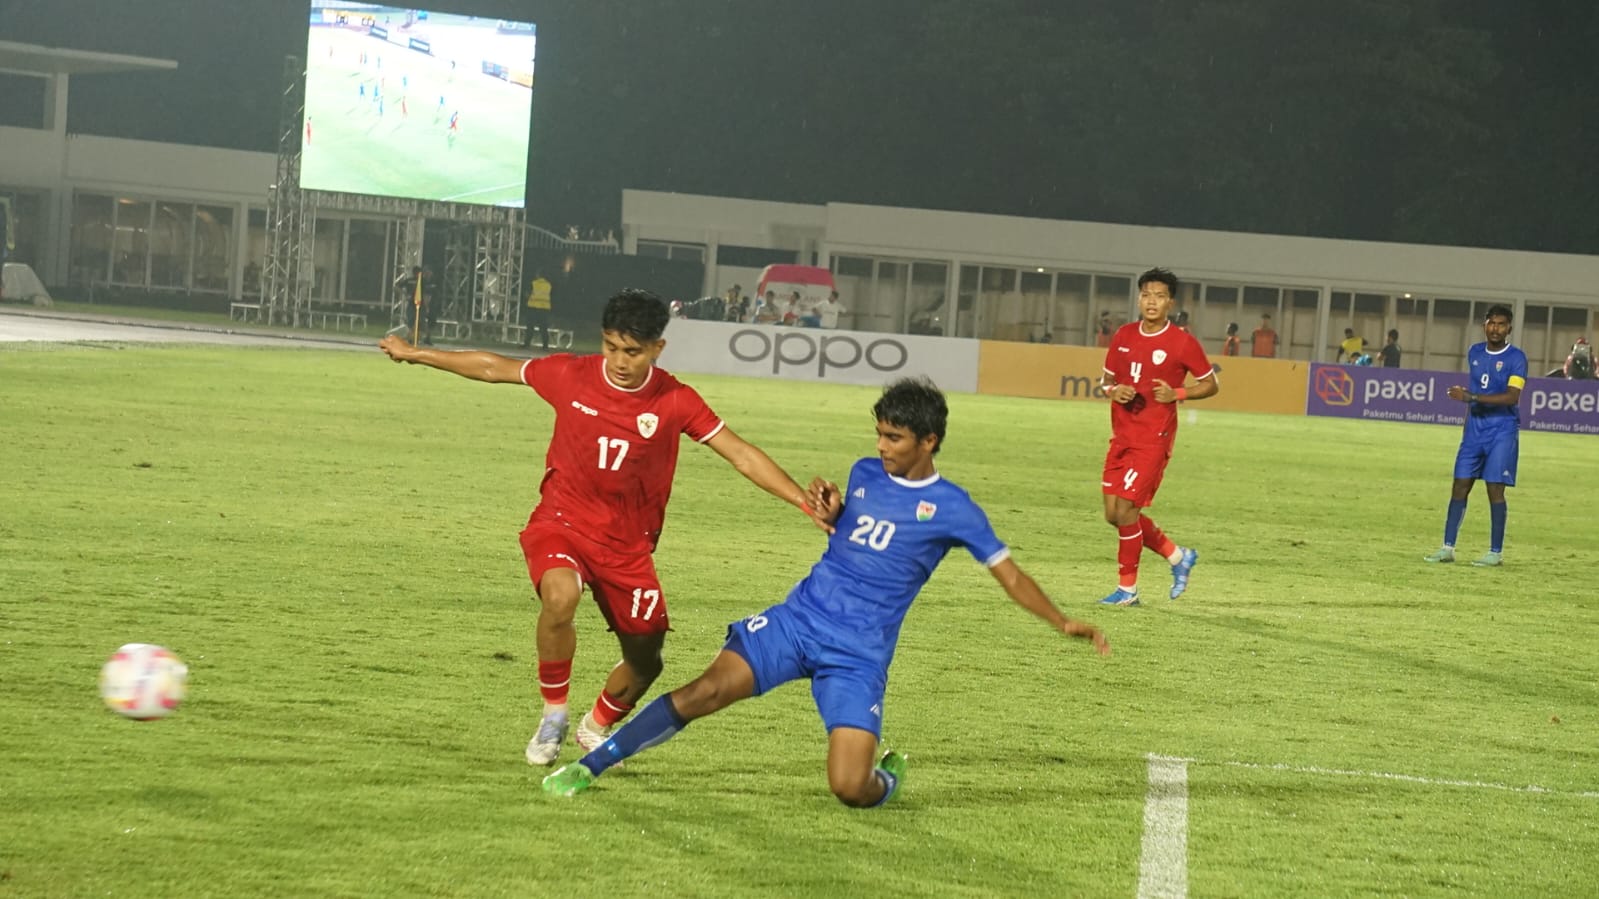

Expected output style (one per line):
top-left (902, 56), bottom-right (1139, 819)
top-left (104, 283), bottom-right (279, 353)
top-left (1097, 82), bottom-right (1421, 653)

top-left (522, 353), bottom-right (577, 404)
top-left (1103, 328), bottom-right (1126, 380)
top-left (671, 382), bottom-right (725, 443)
top-left (1181, 333), bottom-right (1214, 380)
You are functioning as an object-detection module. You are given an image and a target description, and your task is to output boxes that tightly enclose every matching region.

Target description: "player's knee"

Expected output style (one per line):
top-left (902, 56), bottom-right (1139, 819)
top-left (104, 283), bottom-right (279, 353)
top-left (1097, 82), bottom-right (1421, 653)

top-left (532, 585), bottom-right (580, 621)
top-left (626, 649), bottom-right (663, 685)
top-left (828, 769), bottom-right (878, 808)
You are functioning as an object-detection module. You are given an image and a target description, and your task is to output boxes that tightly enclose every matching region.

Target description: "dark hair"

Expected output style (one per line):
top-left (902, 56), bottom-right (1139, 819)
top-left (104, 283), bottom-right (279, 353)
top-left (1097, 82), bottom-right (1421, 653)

top-left (873, 377), bottom-right (947, 455)
top-left (1137, 267), bottom-right (1179, 297)
top-left (1227, 322), bottom-right (1239, 335)
top-left (602, 288), bottom-right (670, 341)
top-left (1484, 304), bottom-right (1513, 323)
top-left (1387, 329), bottom-right (1399, 341)
top-left (1344, 327), bottom-right (1355, 336)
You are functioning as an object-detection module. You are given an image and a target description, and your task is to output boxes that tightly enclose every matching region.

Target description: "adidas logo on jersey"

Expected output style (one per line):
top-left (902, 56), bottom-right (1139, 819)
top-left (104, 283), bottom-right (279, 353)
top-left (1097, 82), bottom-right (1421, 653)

top-left (853, 488), bottom-right (865, 499)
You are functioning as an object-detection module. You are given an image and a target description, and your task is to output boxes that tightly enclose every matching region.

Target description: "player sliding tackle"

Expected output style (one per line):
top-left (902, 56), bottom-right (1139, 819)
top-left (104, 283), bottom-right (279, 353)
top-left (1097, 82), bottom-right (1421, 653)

top-left (544, 377), bottom-right (1110, 805)
top-left (380, 289), bottom-right (833, 768)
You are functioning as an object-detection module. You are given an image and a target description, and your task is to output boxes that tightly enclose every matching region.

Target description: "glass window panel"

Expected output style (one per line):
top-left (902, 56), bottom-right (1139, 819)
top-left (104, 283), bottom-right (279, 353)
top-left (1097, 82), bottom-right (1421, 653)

top-left (192, 205), bottom-right (233, 292)
top-left (344, 218), bottom-right (386, 304)
top-left (113, 197), bottom-right (152, 285)
top-left (244, 207), bottom-right (268, 297)
top-left (71, 193), bottom-right (114, 285)
top-left (150, 202), bottom-right (193, 288)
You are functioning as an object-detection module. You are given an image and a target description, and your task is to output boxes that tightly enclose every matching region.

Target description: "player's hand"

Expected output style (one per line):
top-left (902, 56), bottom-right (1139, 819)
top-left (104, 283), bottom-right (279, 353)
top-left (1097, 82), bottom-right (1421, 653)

top-left (1106, 383), bottom-right (1136, 404)
top-left (804, 477), bottom-right (843, 532)
top-left (1062, 620), bottom-right (1111, 656)
top-left (1446, 385), bottom-right (1468, 401)
top-left (379, 335), bottom-right (416, 363)
top-left (1151, 379), bottom-right (1177, 404)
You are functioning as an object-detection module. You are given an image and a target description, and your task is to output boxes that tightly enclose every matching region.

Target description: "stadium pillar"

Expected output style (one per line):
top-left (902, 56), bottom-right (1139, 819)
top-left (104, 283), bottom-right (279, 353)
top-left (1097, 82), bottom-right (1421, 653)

top-left (41, 73), bottom-right (68, 135)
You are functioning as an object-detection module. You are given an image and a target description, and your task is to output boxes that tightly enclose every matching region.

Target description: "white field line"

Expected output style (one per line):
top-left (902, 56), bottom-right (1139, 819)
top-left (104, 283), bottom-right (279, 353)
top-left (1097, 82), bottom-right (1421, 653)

top-left (1164, 756), bottom-right (1599, 799)
top-left (1137, 754), bottom-right (1189, 899)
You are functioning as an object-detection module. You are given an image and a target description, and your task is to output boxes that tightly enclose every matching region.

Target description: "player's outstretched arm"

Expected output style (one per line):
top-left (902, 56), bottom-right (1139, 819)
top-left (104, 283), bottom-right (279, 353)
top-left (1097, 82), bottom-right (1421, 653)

top-left (705, 428), bottom-right (836, 534)
top-left (378, 335), bottom-right (526, 383)
top-left (989, 558), bottom-right (1110, 656)
top-left (1152, 374), bottom-right (1218, 404)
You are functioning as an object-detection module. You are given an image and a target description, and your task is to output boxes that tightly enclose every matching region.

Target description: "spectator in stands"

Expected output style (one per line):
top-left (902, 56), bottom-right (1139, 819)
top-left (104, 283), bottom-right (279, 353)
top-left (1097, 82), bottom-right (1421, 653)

top-left (782, 291), bottom-right (803, 326)
top-left (754, 290), bottom-right (781, 324)
top-left (1174, 310), bottom-right (1191, 333)
top-left (521, 272), bottom-right (554, 350)
top-left (818, 290), bottom-right (847, 329)
top-left (722, 284), bottom-right (745, 322)
top-left (1378, 329), bottom-right (1402, 368)
top-left (1251, 313), bottom-right (1278, 358)
top-left (1336, 327), bottom-right (1367, 363)
top-left (1095, 310), bottom-right (1115, 347)
top-left (1221, 322), bottom-right (1240, 356)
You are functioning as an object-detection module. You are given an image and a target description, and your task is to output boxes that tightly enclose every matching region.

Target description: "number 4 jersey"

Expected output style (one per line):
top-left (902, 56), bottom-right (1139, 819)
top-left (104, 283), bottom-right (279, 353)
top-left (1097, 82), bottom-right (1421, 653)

top-left (521, 354), bottom-right (724, 554)
top-left (1103, 321), bottom-right (1214, 445)
top-left (785, 458), bottom-right (1010, 669)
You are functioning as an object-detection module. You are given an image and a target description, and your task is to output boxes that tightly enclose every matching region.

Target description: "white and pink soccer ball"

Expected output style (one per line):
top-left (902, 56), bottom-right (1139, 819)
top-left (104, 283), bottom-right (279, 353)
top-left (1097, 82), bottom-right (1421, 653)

top-left (99, 643), bottom-right (188, 720)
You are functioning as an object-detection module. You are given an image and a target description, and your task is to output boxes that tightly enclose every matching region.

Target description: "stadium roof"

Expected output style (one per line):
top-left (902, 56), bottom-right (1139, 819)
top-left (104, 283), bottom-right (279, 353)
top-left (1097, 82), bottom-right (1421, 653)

top-left (0, 40), bottom-right (176, 77)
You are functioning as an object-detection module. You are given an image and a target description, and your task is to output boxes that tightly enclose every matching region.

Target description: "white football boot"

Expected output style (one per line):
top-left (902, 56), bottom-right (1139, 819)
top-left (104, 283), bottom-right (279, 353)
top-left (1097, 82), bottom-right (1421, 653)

top-left (524, 710), bottom-right (569, 766)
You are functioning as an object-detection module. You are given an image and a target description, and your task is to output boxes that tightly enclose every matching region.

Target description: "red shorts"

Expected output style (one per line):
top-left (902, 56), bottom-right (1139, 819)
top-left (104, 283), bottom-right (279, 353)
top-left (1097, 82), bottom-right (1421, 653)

top-left (1101, 438), bottom-right (1172, 508)
top-left (518, 521), bottom-right (669, 636)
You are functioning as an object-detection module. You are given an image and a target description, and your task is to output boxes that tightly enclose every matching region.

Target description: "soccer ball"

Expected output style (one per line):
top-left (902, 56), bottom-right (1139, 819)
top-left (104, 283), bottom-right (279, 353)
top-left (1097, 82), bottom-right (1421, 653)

top-left (99, 643), bottom-right (188, 720)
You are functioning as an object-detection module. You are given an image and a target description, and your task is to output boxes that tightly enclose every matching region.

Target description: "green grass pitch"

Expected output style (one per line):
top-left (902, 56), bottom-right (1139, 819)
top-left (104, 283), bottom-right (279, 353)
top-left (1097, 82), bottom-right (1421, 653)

top-left (1, 341), bottom-right (1595, 896)
top-left (301, 27), bottom-right (530, 206)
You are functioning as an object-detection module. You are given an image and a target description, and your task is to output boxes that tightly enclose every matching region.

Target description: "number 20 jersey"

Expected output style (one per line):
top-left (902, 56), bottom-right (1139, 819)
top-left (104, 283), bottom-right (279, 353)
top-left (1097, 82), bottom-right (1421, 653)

top-left (784, 458), bottom-right (1009, 670)
top-left (520, 354), bottom-right (723, 555)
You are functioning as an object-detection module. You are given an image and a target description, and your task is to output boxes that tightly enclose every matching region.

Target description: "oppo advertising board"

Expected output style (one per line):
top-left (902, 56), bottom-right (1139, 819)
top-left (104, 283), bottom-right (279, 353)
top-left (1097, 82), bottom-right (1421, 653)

top-left (658, 320), bottom-right (980, 392)
top-left (301, 2), bottom-right (535, 207)
top-left (1306, 363), bottom-right (1599, 434)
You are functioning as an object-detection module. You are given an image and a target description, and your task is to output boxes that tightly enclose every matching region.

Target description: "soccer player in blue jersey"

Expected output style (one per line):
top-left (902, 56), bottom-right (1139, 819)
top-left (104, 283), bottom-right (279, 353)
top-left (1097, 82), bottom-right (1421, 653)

top-left (542, 377), bottom-right (1110, 805)
top-left (1424, 304), bottom-right (1527, 567)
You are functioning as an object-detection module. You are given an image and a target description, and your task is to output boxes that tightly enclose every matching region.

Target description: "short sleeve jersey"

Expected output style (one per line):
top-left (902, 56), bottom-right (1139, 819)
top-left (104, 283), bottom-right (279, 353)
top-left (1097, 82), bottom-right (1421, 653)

top-left (1103, 321), bottom-right (1214, 445)
top-left (521, 354), bottom-right (724, 554)
top-left (1463, 343), bottom-right (1528, 440)
top-left (784, 458), bottom-right (1008, 670)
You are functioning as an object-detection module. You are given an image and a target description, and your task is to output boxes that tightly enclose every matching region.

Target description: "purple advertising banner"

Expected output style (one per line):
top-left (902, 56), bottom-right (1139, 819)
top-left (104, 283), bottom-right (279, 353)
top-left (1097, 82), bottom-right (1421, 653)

top-left (1306, 364), bottom-right (1599, 434)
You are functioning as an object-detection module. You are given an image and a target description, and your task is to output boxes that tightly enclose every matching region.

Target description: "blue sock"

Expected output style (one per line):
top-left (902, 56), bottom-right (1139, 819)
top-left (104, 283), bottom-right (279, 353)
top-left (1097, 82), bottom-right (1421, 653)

top-left (1489, 502), bottom-right (1507, 554)
top-left (579, 694), bottom-right (688, 777)
top-left (867, 768), bottom-right (899, 808)
top-left (1443, 498), bottom-right (1467, 547)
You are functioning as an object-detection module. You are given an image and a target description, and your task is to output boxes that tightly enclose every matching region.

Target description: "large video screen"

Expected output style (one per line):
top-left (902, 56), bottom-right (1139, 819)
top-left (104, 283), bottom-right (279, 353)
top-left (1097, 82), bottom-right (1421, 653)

top-left (301, 2), bottom-right (534, 207)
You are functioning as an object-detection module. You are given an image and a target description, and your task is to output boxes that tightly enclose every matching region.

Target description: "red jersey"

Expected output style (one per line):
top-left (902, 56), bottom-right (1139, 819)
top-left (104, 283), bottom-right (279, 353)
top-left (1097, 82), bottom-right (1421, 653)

top-left (521, 354), bottom-right (724, 554)
top-left (1103, 321), bottom-right (1213, 445)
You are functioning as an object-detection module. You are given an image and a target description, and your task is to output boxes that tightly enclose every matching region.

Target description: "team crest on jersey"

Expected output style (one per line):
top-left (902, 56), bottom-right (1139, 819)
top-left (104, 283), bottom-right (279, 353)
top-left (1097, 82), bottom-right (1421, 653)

top-left (1494, 360), bottom-right (1503, 372)
top-left (636, 412), bottom-right (659, 438)
top-left (1153, 350), bottom-right (1168, 364)
top-left (916, 501), bottom-right (936, 521)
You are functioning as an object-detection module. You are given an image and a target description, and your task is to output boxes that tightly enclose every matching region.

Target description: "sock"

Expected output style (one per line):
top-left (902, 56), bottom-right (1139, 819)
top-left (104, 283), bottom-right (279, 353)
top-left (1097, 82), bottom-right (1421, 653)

top-left (1139, 515), bottom-right (1180, 563)
top-left (580, 693), bottom-right (688, 777)
top-left (1117, 523), bottom-right (1142, 591)
top-left (867, 767), bottom-right (899, 808)
top-left (537, 659), bottom-right (571, 709)
top-left (589, 689), bottom-right (635, 729)
top-left (1443, 499), bottom-right (1467, 548)
top-left (1489, 502), bottom-right (1506, 554)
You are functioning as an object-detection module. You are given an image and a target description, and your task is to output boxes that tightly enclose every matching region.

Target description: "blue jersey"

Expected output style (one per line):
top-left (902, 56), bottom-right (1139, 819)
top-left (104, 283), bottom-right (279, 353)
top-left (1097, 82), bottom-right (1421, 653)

top-left (781, 458), bottom-right (1009, 670)
top-left (1462, 342), bottom-right (1528, 441)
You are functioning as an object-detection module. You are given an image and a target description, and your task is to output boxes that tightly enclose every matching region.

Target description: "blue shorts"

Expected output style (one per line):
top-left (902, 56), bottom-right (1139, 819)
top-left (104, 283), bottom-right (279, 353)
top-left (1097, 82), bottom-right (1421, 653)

top-left (722, 603), bottom-right (887, 737)
top-left (1453, 430), bottom-right (1518, 486)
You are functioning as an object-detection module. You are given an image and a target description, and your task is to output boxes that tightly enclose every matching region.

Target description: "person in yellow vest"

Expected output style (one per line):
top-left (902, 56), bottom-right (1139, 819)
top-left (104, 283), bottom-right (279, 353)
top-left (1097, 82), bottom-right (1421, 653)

top-left (521, 273), bottom-right (554, 350)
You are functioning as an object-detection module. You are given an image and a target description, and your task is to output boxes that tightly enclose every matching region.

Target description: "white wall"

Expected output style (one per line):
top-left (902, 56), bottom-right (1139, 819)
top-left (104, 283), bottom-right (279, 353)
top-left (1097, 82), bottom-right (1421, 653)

top-left (64, 135), bottom-right (274, 203)
top-left (0, 127), bottom-right (65, 185)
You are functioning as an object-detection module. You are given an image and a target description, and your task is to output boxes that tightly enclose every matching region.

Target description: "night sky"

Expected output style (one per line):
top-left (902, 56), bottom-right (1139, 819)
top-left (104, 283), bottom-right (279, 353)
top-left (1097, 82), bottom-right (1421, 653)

top-left (4, 0), bottom-right (1596, 254)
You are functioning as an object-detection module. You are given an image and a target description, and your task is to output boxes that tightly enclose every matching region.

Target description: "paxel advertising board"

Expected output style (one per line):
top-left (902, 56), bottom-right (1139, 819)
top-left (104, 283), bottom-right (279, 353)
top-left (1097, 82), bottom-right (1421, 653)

top-left (975, 342), bottom-right (1310, 415)
top-left (1306, 364), bottom-right (1599, 434)
top-left (658, 320), bottom-right (980, 392)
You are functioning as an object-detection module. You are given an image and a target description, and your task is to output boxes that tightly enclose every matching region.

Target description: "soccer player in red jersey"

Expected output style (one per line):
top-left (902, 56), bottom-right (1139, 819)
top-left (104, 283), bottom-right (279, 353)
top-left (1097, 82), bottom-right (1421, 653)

top-left (1097, 268), bottom-right (1219, 606)
top-left (379, 289), bottom-right (833, 765)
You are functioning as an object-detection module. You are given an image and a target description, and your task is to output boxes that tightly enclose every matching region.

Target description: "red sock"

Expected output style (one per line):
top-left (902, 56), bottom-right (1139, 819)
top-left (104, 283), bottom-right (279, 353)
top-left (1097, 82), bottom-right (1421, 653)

top-left (1117, 523), bottom-right (1142, 590)
top-left (537, 659), bottom-right (571, 706)
top-left (590, 690), bottom-right (635, 728)
top-left (1139, 515), bottom-right (1178, 559)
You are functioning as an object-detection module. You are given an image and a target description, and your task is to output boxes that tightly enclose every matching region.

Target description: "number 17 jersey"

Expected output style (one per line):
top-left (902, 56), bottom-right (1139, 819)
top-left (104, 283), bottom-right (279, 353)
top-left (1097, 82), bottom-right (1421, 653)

top-left (520, 354), bottom-right (724, 555)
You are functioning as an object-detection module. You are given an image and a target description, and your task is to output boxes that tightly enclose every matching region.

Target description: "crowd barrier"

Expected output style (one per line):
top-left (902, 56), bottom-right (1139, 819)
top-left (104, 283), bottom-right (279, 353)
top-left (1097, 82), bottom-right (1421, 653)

top-left (657, 319), bottom-right (1597, 435)
top-left (1306, 363), bottom-right (1599, 434)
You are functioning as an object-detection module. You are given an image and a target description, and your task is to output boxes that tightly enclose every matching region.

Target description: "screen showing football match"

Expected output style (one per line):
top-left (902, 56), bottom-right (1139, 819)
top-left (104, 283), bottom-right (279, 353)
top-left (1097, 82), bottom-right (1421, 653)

top-left (300, 2), bottom-right (534, 207)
